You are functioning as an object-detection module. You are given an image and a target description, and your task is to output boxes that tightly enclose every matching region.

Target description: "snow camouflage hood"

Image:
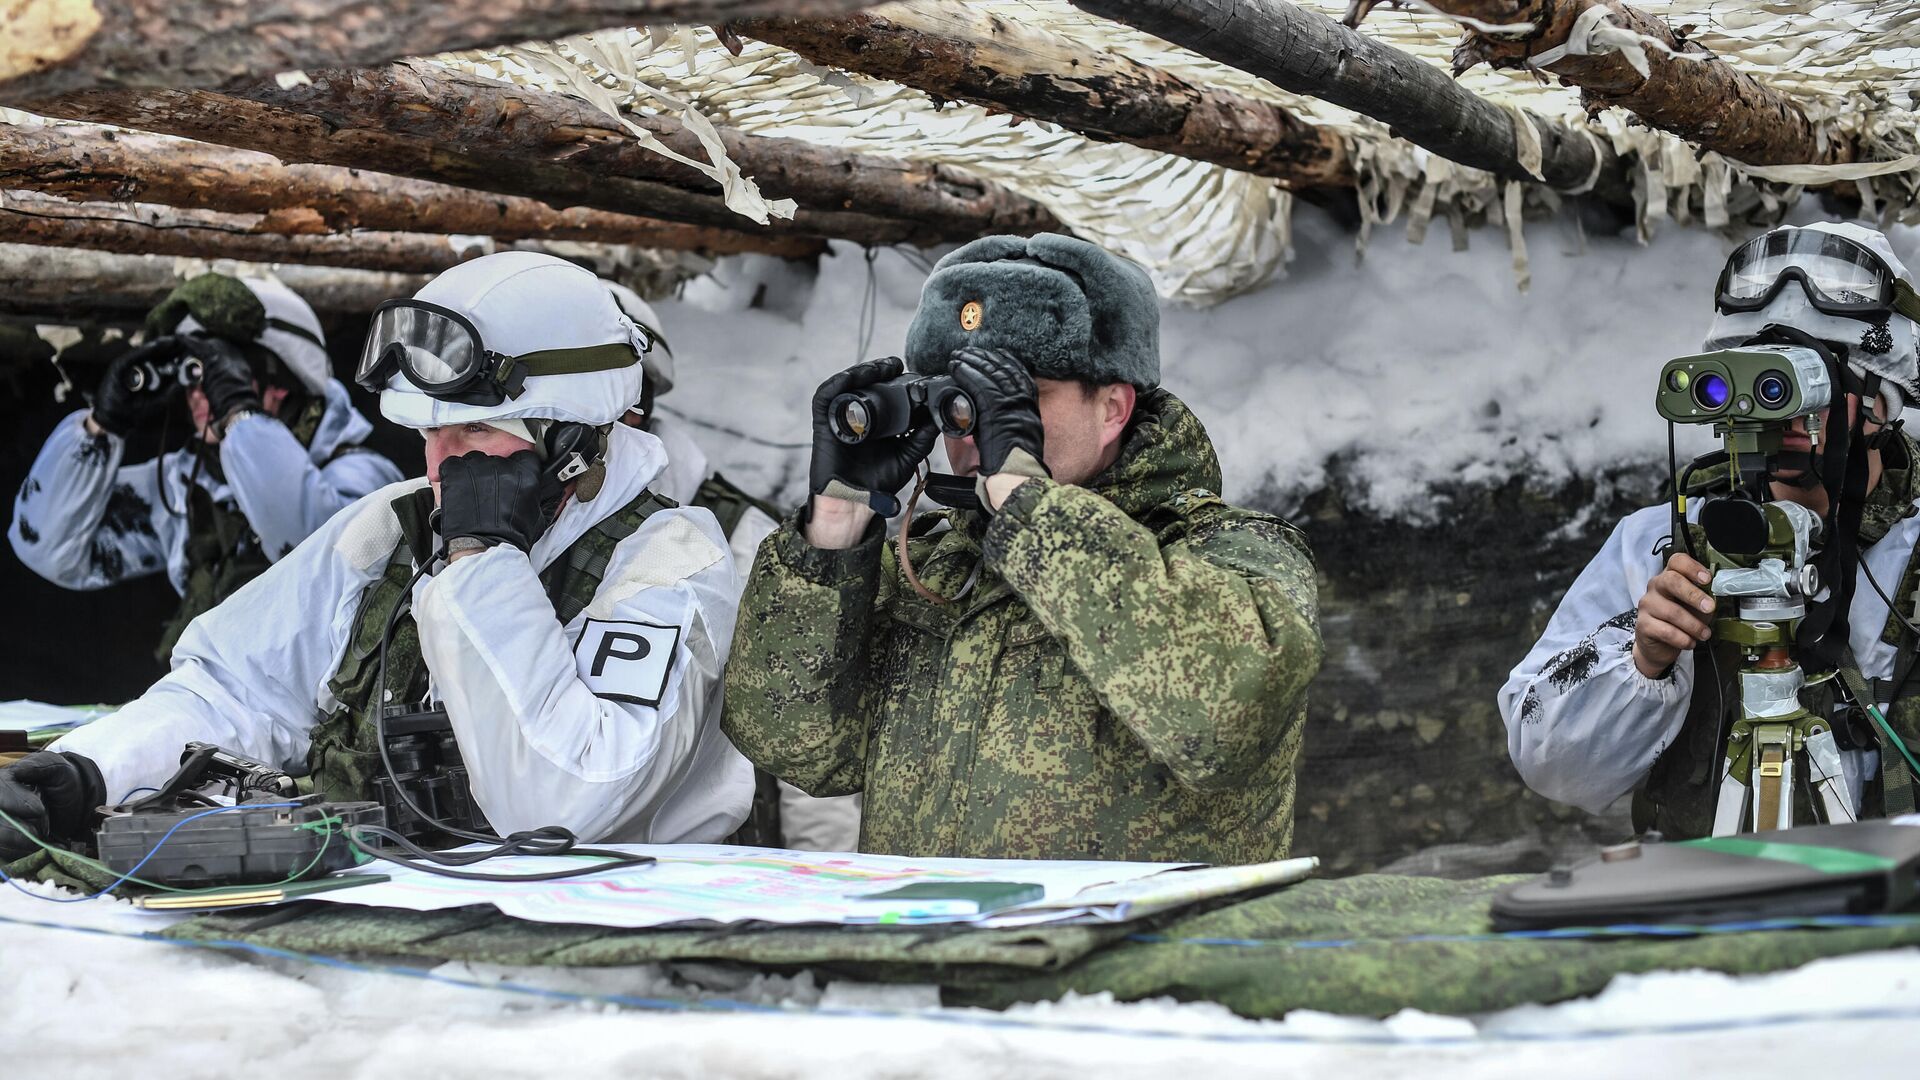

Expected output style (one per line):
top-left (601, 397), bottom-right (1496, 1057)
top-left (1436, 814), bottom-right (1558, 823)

top-left (724, 387), bottom-right (1322, 864)
top-left (1704, 222), bottom-right (1920, 412)
top-left (144, 274), bottom-right (331, 396)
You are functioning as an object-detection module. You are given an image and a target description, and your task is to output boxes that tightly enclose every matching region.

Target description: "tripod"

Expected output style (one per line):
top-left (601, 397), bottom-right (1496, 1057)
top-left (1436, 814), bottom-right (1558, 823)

top-left (1704, 500), bottom-right (1859, 833)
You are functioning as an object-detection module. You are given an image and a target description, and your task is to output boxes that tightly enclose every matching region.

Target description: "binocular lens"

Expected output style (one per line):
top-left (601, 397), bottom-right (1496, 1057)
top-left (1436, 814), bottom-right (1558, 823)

top-left (837, 399), bottom-right (874, 440)
top-left (1755, 371), bottom-right (1791, 408)
top-left (939, 393), bottom-right (975, 437)
top-left (1694, 373), bottom-right (1732, 410)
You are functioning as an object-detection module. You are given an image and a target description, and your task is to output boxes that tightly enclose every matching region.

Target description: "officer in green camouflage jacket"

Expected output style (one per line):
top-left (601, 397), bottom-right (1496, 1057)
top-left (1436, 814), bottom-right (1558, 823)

top-left (723, 234), bottom-right (1322, 864)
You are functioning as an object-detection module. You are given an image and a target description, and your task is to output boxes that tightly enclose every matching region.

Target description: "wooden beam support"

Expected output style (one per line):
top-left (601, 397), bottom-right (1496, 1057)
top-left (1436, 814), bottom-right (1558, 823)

top-left (0, 0), bottom-right (877, 105)
top-left (0, 190), bottom-right (499, 273)
top-left (1070, 0), bottom-right (1632, 202)
top-left (739, 3), bottom-right (1353, 189)
top-left (30, 65), bottom-right (1059, 246)
top-left (0, 243), bottom-right (429, 314)
top-left (0, 124), bottom-right (826, 257)
top-left (1402, 0), bottom-right (1846, 167)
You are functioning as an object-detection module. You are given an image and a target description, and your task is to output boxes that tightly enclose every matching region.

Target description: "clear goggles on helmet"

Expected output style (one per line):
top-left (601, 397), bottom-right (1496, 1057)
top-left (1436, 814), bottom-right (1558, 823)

top-left (1716, 227), bottom-right (1920, 324)
top-left (356, 299), bottom-right (639, 406)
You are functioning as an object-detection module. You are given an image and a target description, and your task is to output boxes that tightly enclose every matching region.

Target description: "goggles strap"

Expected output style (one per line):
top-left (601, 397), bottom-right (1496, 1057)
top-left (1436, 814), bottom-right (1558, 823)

top-left (516, 343), bottom-right (641, 377)
top-left (1893, 279), bottom-right (1920, 326)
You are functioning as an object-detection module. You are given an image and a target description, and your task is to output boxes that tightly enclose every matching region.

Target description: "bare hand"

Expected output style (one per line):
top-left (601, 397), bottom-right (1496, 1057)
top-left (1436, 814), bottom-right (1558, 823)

top-left (1633, 552), bottom-right (1716, 678)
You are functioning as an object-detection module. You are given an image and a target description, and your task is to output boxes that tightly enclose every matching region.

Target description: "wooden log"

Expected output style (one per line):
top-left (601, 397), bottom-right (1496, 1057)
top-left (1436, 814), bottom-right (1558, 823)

top-left (0, 0), bottom-right (877, 105)
top-left (1069, 0), bottom-right (1632, 201)
top-left (0, 190), bottom-right (495, 273)
top-left (1406, 0), bottom-right (1846, 167)
top-left (31, 66), bottom-right (1060, 245)
top-left (739, 3), bottom-right (1354, 189)
top-left (0, 124), bottom-right (827, 257)
top-left (0, 242), bottom-right (429, 314)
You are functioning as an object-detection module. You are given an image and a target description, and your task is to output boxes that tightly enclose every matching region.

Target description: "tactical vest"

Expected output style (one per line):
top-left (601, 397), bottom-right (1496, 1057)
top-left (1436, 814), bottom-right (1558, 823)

top-left (1635, 440), bottom-right (1920, 837)
top-left (305, 484), bottom-right (673, 805)
top-left (154, 400), bottom-right (332, 661)
top-left (691, 471), bottom-right (781, 540)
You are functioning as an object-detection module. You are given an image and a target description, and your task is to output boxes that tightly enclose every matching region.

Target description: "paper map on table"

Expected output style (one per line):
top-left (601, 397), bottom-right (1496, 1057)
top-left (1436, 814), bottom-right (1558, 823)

top-left (296, 845), bottom-right (1314, 930)
top-left (0, 700), bottom-right (115, 733)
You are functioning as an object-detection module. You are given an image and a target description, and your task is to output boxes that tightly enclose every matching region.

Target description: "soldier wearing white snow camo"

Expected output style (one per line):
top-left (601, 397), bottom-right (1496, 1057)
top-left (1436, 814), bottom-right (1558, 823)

top-left (1502, 222), bottom-right (1920, 838)
top-left (8, 274), bottom-right (401, 658)
top-left (0, 253), bottom-right (751, 859)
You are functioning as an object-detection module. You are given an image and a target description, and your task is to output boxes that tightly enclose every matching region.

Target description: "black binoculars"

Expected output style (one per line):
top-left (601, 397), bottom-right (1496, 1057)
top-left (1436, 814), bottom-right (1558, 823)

top-left (122, 337), bottom-right (205, 394)
top-left (829, 374), bottom-right (977, 445)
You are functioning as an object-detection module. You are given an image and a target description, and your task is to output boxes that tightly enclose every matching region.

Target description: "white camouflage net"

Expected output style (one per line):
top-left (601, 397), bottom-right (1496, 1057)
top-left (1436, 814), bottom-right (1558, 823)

top-left (276, 3), bottom-right (1920, 303)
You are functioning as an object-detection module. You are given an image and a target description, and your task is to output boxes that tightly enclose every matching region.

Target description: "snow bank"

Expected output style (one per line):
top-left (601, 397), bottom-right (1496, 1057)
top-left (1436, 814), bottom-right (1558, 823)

top-left (655, 203), bottom-right (1920, 521)
top-left (3, 883), bottom-right (1917, 1078)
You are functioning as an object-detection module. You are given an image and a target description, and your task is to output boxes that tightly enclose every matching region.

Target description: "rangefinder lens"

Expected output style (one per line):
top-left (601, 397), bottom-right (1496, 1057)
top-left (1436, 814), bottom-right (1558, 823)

top-left (1694, 372), bottom-right (1732, 411)
top-left (1667, 369), bottom-right (1691, 392)
top-left (1755, 370), bottom-right (1790, 407)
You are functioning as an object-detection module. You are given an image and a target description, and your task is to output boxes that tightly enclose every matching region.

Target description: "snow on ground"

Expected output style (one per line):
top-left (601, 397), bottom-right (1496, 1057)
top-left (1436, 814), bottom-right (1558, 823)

top-left (4, 881), bottom-right (1918, 1078)
top-left (656, 202), bottom-right (1920, 521)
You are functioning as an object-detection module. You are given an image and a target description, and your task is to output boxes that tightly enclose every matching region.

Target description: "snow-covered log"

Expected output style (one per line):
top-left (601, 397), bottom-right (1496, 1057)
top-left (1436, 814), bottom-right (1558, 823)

top-left (740, 3), bottom-right (1355, 190)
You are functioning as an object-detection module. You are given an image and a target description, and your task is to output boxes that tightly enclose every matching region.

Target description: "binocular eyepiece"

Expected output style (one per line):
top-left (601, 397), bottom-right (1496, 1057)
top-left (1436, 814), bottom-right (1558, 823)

top-left (124, 357), bottom-right (203, 394)
top-left (122, 337), bottom-right (205, 394)
top-left (829, 374), bottom-right (977, 445)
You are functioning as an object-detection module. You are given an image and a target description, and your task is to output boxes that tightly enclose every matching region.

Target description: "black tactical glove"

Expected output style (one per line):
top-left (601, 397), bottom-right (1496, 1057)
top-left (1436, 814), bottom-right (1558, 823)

top-left (91, 338), bottom-right (185, 438)
top-left (437, 450), bottom-right (546, 554)
top-left (948, 347), bottom-right (1050, 494)
top-left (0, 751), bottom-right (107, 862)
top-left (181, 334), bottom-right (263, 423)
top-left (809, 356), bottom-right (938, 517)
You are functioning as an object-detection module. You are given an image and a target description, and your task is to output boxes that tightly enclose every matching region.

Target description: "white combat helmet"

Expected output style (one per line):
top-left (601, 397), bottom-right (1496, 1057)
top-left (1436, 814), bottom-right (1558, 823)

top-left (360, 252), bottom-right (649, 432)
top-left (603, 280), bottom-right (675, 396)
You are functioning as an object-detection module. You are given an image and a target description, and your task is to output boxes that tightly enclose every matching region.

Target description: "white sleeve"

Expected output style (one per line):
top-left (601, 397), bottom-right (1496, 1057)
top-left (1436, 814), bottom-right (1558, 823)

top-left (8, 411), bottom-right (183, 590)
top-left (1498, 506), bottom-right (1694, 814)
top-left (50, 490), bottom-right (383, 802)
top-left (414, 506), bottom-right (740, 842)
top-left (220, 414), bottom-right (404, 561)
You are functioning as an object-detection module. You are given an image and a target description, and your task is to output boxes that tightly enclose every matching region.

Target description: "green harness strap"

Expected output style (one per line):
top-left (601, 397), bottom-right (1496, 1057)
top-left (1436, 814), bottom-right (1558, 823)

top-left (308, 485), bottom-right (676, 803)
top-left (690, 471), bottom-right (781, 540)
top-left (1837, 658), bottom-right (1916, 816)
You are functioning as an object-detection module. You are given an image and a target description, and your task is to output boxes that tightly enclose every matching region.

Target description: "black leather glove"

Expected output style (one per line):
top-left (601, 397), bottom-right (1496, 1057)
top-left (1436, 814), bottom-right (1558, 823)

top-left (181, 334), bottom-right (263, 422)
top-left (809, 356), bottom-right (938, 517)
top-left (437, 450), bottom-right (546, 554)
top-left (0, 751), bottom-right (107, 862)
top-left (948, 347), bottom-right (1050, 490)
top-left (91, 338), bottom-right (185, 438)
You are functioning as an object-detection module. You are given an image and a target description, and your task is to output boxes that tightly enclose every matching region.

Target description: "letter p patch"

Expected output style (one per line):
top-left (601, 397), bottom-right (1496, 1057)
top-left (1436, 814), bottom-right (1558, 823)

top-left (574, 618), bottom-right (681, 706)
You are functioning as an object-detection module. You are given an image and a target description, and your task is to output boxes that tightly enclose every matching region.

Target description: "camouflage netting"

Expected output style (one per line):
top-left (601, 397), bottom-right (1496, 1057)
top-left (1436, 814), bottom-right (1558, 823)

top-left (141, 875), bottom-right (1920, 1018)
top-left (427, 1), bottom-right (1920, 303)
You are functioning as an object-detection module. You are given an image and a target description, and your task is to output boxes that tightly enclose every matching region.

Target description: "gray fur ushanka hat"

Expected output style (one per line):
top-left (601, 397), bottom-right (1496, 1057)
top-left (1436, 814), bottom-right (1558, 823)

top-left (904, 233), bottom-right (1160, 389)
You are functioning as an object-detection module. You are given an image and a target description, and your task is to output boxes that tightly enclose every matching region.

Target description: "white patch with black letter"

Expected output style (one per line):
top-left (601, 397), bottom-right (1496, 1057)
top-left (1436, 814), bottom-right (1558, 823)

top-left (574, 618), bottom-right (681, 706)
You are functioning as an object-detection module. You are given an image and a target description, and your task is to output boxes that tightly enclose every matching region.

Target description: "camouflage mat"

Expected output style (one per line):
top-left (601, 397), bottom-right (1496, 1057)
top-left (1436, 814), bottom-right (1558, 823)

top-left (138, 874), bottom-right (1920, 1018)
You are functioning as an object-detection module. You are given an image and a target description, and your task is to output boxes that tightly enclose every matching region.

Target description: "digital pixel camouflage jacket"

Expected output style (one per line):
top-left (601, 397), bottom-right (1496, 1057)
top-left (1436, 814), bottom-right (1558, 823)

top-left (723, 389), bottom-right (1321, 864)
